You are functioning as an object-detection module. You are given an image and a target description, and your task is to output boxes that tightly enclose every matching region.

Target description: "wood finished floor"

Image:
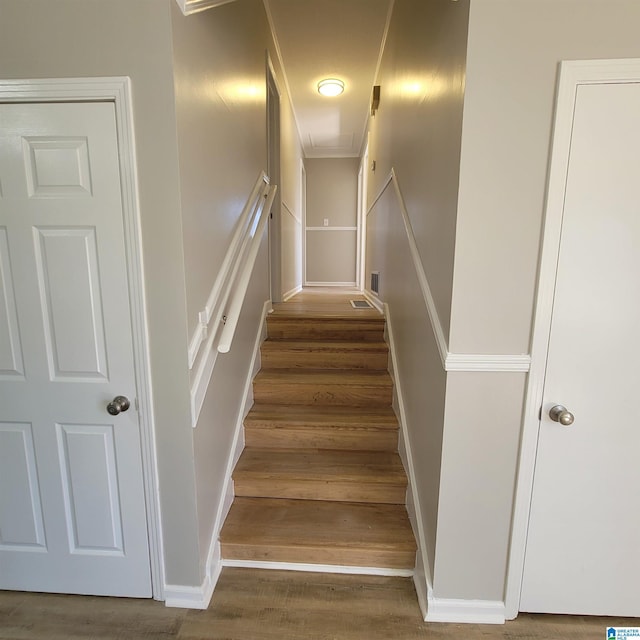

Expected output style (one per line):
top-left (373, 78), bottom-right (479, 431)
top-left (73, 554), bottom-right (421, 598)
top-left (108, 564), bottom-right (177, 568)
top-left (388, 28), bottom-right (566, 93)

top-left (1, 568), bottom-right (635, 640)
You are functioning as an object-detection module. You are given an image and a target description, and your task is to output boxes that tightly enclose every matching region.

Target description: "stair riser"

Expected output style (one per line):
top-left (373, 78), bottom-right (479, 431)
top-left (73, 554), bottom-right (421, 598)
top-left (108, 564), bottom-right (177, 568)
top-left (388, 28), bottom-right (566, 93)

top-left (244, 427), bottom-right (398, 451)
top-left (267, 320), bottom-right (384, 342)
top-left (220, 543), bottom-right (415, 570)
top-left (234, 480), bottom-right (406, 504)
top-left (260, 349), bottom-right (388, 371)
top-left (253, 382), bottom-right (392, 407)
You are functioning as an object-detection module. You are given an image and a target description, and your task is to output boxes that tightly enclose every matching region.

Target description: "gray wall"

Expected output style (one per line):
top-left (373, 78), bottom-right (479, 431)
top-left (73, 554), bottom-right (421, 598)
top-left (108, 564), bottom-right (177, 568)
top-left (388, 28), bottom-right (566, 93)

top-left (280, 81), bottom-right (305, 298)
top-left (366, 0), bottom-right (470, 586)
top-left (0, 0), bottom-right (304, 593)
top-left (367, 0), bottom-right (468, 341)
top-left (169, 0), bottom-right (273, 578)
top-left (0, 0), bottom-right (200, 588)
top-left (169, 0), bottom-right (303, 578)
top-left (368, 0), bottom-right (640, 607)
top-left (305, 158), bottom-right (359, 284)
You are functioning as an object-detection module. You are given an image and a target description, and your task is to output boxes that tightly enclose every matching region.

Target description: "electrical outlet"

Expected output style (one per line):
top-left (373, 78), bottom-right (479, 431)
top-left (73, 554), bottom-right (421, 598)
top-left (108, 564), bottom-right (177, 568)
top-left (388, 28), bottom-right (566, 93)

top-left (323, 218), bottom-right (329, 227)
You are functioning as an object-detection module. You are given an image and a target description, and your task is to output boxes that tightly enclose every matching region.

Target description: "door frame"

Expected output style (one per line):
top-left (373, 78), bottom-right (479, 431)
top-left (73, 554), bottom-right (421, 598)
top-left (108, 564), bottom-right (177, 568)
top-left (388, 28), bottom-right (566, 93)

top-left (504, 58), bottom-right (640, 620)
top-left (266, 56), bottom-right (282, 303)
top-left (0, 77), bottom-right (164, 600)
top-left (356, 138), bottom-right (369, 291)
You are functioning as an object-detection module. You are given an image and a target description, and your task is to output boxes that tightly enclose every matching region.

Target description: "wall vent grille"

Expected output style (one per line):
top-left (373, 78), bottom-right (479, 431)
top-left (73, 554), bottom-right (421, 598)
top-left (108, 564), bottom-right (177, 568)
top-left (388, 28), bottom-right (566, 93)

top-left (371, 271), bottom-right (380, 294)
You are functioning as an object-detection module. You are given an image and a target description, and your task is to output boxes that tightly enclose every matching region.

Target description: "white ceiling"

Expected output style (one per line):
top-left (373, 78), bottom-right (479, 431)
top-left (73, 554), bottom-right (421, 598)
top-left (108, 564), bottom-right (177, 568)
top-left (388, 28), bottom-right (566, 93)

top-left (265, 0), bottom-right (393, 158)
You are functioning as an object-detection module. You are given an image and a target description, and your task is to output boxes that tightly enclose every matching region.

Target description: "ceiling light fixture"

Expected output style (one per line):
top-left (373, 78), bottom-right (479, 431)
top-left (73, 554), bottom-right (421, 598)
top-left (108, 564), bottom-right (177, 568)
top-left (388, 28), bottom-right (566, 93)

top-left (317, 78), bottom-right (344, 97)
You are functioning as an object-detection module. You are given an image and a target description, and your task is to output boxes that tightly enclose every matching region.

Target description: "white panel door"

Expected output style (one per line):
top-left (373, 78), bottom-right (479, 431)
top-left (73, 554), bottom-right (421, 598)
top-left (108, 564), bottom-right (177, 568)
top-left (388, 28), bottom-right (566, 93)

top-left (0, 102), bottom-right (151, 597)
top-left (521, 82), bottom-right (640, 615)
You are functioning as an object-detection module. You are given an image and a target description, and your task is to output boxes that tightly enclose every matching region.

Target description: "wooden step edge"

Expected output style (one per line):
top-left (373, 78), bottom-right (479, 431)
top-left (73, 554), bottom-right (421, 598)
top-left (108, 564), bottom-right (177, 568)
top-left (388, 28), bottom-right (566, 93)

top-left (220, 543), bottom-right (416, 569)
top-left (219, 558), bottom-right (414, 577)
top-left (244, 427), bottom-right (399, 452)
top-left (233, 469), bottom-right (408, 487)
top-left (261, 340), bottom-right (389, 349)
top-left (244, 421), bottom-right (399, 433)
top-left (233, 481), bottom-right (407, 504)
top-left (267, 314), bottom-right (385, 322)
top-left (245, 406), bottom-right (399, 429)
top-left (254, 369), bottom-right (394, 383)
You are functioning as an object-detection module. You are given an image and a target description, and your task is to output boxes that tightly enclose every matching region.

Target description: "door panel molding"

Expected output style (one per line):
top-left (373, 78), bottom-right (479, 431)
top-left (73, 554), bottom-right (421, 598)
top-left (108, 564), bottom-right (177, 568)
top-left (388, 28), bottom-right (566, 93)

top-left (0, 77), bottom-right (163, 600)
top-left (505, 58), bottom-right (640, 619)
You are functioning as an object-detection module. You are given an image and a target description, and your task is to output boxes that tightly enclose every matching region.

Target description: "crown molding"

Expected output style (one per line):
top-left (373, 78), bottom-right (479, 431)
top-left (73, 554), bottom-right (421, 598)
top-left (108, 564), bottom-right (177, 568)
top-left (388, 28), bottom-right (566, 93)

top-left (175, 0), bottom-right (237, 16)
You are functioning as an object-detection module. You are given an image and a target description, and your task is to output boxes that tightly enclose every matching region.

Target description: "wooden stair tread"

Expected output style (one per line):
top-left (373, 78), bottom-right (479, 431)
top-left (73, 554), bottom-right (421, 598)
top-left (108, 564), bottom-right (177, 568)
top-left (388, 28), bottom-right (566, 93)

top-left (244, 405), bottom-right (399, 451)
top-left (261, 340), bottom-right (388, 352)
top-left (220, 497), bottom-right (416, 569)
top-left (260, 340), bottom-right (389, 371)
top-left (270, 309), bottom-right (384, 321)
top-left (245, 404), bottom-right (398, 430)
top-left (267, 317), bottom-right (385, 342)
top-left (270, 292), bottom-right (382, 319)
top-left (253, 370), bottom-right (393, 407)
top-left (255, 369), bottom-right (393, 386)
top-left (234, 448), bottom-right (407, 484)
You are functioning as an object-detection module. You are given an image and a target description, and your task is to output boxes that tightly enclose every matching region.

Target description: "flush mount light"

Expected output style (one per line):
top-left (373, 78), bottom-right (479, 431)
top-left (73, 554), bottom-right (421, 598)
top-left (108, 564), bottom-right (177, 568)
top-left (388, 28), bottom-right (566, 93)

top-left (317, 78), bottom-right (344, 97)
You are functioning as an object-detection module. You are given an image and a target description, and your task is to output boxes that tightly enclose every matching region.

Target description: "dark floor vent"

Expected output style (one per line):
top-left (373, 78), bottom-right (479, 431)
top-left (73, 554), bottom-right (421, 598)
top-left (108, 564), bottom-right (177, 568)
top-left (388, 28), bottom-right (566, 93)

top-left (350, 300), bottom-right (372, 309)
top-left (371, 271), bottom-right (380, 295)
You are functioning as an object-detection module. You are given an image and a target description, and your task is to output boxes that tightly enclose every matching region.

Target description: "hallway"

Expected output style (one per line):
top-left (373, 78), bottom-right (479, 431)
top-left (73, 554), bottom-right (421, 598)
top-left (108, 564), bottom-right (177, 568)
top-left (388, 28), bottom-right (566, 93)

top-left (1, 568), bottom-right (631, 640)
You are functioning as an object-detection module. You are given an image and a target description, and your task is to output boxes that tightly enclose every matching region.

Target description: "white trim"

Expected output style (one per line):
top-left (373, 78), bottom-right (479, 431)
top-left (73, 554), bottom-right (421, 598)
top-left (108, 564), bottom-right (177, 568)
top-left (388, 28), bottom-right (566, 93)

top-left (363, 289), bottom-right (384, 314)
top-left (218, 186), bottom-right (276, 353)
top-left (221, 559), bottom-right (413, 578)
top-left (426, 597), bottom-right (505, 624)
top-left (300, 160), bottom-right (307, 293)
top-left (305, 226), bottom-right (357, 232)
top-left (282, 285), bottom-right (302, 302)
top-left (0, 76), bottom-right (164, 601)
top-left (445, 353), bottom-right (531, 372)
top-left (412, 550), bottom-right (429, 621)
top-left (263, 1), bottom-right (306, 160)
top-left (384, 303), bottom-right (432, 620)
top-left (174, 0), bottom-right (237, 16)
top-left (190, 327), bottom-right (220, 428)
top-left (505, 58), bottom-right (640, 620)
top-left (368, 169), bottom-right (532, 374)
top-left (187, 320), bottom-right (207, 370)
top-left (164, 581), bottom-right (214, 609)
top-left (282, 200), bottom-right (301, 225)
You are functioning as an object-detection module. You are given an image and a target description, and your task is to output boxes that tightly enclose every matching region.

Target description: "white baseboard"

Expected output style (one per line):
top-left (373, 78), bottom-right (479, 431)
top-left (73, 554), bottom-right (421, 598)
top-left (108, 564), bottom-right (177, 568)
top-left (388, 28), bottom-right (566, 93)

top-left (363, 289), bottom-right (383, 313)
top-left (164, 579), bottom-right (215, 609)
top-left (412, 556), bottom-right (429, 621)
top-left (426, 597), bottom-right (506, 624)
top-left (221, 559), bottom-right (413, 577)
top-left (282, 285), bottom-right (302, 301)
top-left (383, 303), bottom-right (433, 616)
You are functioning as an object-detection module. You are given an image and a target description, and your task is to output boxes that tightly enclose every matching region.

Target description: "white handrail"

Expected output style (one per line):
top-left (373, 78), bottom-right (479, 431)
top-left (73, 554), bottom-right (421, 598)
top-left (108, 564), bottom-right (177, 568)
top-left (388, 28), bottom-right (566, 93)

top-left (218, 184), bottom-right (277, 353)
top-left (189, 174), bottom-right (275, 427)
top-left (203, 171), bottom-right (269, 326)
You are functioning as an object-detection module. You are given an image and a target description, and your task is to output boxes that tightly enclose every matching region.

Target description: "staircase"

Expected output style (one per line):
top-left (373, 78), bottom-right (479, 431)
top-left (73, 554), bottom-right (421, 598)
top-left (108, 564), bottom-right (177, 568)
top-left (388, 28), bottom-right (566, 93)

top-left (220, 292), bottom-right (417, 572)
